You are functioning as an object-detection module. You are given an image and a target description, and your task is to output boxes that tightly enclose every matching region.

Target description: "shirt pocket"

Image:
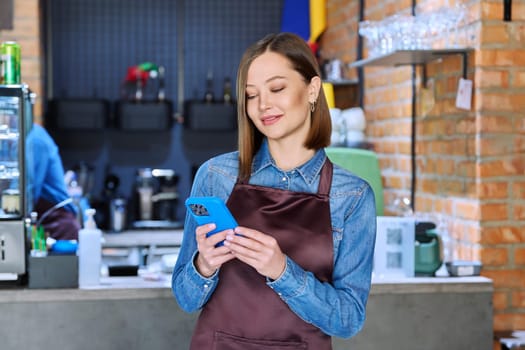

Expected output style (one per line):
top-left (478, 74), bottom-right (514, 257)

top-left (213, 331), bottom-right (307, 350)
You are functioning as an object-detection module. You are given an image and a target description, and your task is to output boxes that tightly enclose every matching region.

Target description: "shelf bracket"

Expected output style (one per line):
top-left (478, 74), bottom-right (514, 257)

top-left (461, 51), bottom-right (468, 79)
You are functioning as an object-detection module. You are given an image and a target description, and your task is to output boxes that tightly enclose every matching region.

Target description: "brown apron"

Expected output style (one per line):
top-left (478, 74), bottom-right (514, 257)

top-left (190, 159), bottom-right (334, 350)
top-left (34, 198), bottom-right (81, 241)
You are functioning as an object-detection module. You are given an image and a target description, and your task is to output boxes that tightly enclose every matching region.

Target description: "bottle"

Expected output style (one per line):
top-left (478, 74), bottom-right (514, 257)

top-left (223, 77), bottom-right (232, 104)
top-left (203, 70), bottom-right (214, 103)
top-left (157, 66), bottom-right (166, 102)
top-left (78, 208), bottom-right (102, 287)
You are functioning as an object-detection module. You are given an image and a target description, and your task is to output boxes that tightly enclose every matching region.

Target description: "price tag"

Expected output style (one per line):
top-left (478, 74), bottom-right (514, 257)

top-left (455, 78), bottom-right (473, 110)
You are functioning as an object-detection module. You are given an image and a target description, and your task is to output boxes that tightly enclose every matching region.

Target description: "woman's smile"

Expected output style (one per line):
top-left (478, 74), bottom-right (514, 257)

top-left (261, 113), bottom-right (283, 126)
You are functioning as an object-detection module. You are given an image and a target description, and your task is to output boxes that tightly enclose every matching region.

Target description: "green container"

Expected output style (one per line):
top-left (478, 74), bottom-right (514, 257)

top-left (0, 41), bottom-right (21, 84)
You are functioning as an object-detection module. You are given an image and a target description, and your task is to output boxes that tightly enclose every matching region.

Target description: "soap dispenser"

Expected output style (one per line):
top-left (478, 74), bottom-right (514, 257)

top-left (78, 208), bottom-right (102, 287)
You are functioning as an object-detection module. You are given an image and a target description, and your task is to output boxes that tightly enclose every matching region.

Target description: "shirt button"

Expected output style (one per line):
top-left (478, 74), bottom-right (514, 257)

top-left (204, 284), bottom-right (209, 289)
top-left (282, 177), bottom-right (286, 182)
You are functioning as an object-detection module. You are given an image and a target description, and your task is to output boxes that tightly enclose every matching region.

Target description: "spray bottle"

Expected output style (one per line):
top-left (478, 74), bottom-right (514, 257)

top-left (78, 208), bottom-right (102, 287)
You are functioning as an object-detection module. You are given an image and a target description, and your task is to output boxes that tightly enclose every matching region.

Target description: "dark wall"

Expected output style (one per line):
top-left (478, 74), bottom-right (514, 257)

top-left (43, 0), bottom-right (282, 223)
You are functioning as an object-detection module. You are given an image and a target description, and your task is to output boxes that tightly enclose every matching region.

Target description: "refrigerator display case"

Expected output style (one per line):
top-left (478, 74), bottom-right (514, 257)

top-left (0, 84), bottom-right (33, 281)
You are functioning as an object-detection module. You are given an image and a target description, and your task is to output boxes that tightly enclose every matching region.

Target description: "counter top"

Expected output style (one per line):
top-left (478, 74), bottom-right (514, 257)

top-left (371, 275), bottom-right (493, 294)
top-left (102, 229), bottom-right (183, 247)
top-left (0, 275), bottom-right (492, 303)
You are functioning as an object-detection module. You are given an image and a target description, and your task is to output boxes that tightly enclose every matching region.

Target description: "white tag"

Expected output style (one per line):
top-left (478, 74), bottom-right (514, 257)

top-left (455, 78), bottom-right (473, 110)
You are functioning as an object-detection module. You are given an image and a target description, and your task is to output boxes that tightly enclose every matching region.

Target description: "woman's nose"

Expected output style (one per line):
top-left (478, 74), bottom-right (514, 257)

top-left (259, 93), bottom-right (270, 110)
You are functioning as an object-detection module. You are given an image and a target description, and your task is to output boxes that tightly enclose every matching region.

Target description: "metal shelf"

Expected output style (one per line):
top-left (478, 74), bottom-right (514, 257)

top-left (349, 48), bottom-right (473, 69)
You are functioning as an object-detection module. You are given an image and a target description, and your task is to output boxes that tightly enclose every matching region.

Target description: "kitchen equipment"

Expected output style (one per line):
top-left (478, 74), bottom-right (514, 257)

top-left (151, 168), bottom-right (179, 222)
top-left (414, 222), bottom-right (443, 276)
top-left (135, 168), bottom-right (154, 221)
top-left (132, 168), bottom-right (181, 229)
top-left (0, 84), bottom-right (34, 283)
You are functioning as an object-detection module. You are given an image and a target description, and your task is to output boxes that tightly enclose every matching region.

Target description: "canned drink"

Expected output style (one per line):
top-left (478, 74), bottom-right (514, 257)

top-left (0, 41), bottom-right (21, 85)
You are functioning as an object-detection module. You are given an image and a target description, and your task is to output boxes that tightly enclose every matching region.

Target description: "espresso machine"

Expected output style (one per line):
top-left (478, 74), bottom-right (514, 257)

top-left (0, 85), bottom-right (34, 283)
top-left (132, 168), bottom-right (181, 229)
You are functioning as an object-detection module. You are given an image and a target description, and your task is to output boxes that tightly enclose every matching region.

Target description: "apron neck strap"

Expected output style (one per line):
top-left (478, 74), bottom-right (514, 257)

top-left (317, 158), bottom-right (333, 196)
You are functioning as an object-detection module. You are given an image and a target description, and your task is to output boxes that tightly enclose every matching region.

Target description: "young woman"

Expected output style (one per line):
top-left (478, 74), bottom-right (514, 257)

top-left (172, 32), bottom-right (376, 350)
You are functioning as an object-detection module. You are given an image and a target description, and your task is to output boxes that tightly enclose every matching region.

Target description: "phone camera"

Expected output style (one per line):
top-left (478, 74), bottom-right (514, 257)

top-left (190, 204), bottom-right (209, 216)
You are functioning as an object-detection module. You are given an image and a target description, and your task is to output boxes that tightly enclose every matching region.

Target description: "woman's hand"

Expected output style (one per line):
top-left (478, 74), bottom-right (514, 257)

top-left (223, 227), bottom-right (286, 280)
top-left (194, 223), bottom-right (235, 277)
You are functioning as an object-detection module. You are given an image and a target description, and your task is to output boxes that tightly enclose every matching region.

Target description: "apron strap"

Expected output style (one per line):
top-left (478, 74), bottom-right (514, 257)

top-left (317, 158), bottom-right (333, 196)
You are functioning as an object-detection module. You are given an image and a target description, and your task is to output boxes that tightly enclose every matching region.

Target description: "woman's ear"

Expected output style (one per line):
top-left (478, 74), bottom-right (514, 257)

top-left (308, 76), bottom-right (322, 102)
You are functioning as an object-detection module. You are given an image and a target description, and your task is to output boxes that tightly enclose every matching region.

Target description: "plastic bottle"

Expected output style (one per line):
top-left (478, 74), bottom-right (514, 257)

top-left (78, 208), bottom-right (102, 287)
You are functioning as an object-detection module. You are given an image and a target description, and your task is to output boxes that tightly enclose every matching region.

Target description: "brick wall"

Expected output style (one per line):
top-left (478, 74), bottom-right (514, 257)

top-left (321, 0), bottom-right (525, 335)
top-left (0, 0), bottom-right (43, 123)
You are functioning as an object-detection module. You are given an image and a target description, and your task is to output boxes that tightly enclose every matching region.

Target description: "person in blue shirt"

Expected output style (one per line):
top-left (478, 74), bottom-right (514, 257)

top-left (27, 123), bottom-right (80, 240)
top-left (172, 32), bottom-right (376, 349)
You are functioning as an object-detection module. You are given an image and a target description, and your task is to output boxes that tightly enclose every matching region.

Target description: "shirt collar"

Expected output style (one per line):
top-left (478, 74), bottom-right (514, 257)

top-left (251, 139), bottom-right (327, 185)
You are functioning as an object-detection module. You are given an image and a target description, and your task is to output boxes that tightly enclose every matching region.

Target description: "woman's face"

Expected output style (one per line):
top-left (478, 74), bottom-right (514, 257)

top-left (245, 51), bottom-right (315, 145)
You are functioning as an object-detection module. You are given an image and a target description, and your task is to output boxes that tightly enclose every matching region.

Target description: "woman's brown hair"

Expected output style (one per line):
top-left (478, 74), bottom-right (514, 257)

top-left (236, 32), bottom-right (332, 181)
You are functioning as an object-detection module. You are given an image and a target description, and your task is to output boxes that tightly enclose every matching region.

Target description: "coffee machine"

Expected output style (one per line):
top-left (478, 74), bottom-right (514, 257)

top-left (132, 168), bottom-right (181, 229)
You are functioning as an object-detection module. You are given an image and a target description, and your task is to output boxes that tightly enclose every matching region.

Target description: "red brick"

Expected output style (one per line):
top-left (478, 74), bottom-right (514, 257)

top-left (513, 204), bottom-right (525, 220)
top-left (480, 226), bottom-right (525, 244)
top-left (477, 182), bottom-right (509, 199)
top-left (475, 69), bottom-right (510, 88)
top-left (457, 160), bottom-right (477, 179)
top-left (480, 247), bottom-right (508, 265)
top-left (481, 23), bottom-right (511, 45)
top-left (516, 248), bottom-right (525, 265)
top-left (476, 49), bottom-right (525, 67)
top-left (493, 291), bottom-right (509, 310)
top-left (455, 200), bottom-right (480, 220)
top-left (14, 0), bottom-right (38, 18)
top-left (478, 158), bottom-right (525, 177)
top-left (514, 3), bottom-right (525, 21)
top-left (477, 136), bottom-right (523, 156)
top-left (483, 269), bottom-right (525, 289)
top-left (480, 202), bottom-right (509, 221)
top-left (476, 92), bottom-right (525, 112)
top-left (476, 114), bottom-right (515, 134)
top-left (493, 313), bottom-right (525, 332)
top-left (512, 292), bottom-right (525, 308)
top-left (512, 182), bottom-right (525, 199)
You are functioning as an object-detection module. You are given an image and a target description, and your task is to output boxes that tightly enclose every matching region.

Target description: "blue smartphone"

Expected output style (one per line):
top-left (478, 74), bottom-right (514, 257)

top-left (185, 196), bottom-right (238, 246)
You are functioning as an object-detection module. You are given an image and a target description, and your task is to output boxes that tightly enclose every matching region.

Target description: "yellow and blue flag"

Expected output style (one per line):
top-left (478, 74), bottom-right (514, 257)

top-left (281, 0), bottom-right (326, 45)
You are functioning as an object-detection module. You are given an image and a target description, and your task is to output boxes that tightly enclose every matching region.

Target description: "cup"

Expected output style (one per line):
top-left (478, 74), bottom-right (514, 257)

top-left (110, 198), bottom-right (127, 232)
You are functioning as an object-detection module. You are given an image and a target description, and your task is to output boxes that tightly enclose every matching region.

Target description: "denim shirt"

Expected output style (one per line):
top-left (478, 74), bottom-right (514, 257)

top-left (172, 141), bottom-right (377, 339)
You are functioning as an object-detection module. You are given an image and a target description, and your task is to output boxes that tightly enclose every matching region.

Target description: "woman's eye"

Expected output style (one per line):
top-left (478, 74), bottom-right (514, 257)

top-left (246, 94), bottom-right (257, 100)
top-left (271, 87), bottom-right (284, 93)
